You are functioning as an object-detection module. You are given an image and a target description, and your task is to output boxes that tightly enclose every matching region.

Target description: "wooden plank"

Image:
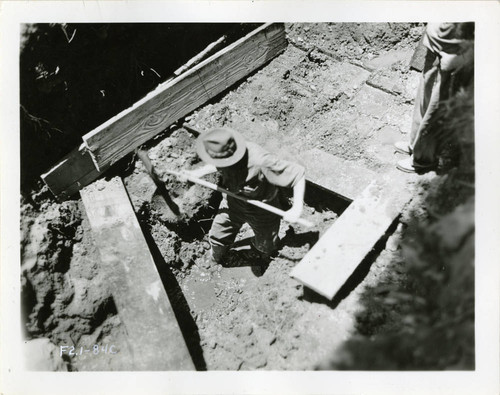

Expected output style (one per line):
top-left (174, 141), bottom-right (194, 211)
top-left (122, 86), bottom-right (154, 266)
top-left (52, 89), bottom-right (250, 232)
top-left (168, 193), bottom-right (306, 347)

top-left (289, 175), bottom-right (413, 300)
top-left (80, 177), bottom-right (195, 370)
top-left (298, 148), bottom-right (377, 200)
top-left (41, 144), bottom-right (107, 200)
top-left (41, 24), bottom-right (286, 199)
top-left (83, 23), bottom-right (287, 171)
top-left (173, 35), bottom-right (227, 76)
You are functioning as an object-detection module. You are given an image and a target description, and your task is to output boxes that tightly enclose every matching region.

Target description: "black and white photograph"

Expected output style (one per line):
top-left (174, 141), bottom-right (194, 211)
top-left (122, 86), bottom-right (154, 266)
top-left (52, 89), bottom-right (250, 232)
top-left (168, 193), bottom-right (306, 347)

top-left (1, 1), bottom-right (499, 394)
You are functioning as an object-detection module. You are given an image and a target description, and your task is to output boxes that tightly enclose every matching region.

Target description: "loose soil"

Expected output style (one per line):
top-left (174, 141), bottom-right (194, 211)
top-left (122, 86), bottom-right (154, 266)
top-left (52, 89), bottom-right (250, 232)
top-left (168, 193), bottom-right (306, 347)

top-left (21, 23), bottom-right (463, 371)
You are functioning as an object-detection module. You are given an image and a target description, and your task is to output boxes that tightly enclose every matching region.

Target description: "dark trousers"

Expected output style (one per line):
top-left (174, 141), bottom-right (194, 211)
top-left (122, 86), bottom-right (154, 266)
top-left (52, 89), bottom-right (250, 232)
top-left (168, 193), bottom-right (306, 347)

top-left (208, 194), bottom-right (282, 263)
top-left (410, 51), bottom-right (453, 167)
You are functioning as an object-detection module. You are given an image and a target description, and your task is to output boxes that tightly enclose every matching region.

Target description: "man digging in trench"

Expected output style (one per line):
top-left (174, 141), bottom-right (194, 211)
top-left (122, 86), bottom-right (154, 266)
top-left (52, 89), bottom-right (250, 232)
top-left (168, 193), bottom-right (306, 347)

top-left (180, 127), bottom-right (306, 271)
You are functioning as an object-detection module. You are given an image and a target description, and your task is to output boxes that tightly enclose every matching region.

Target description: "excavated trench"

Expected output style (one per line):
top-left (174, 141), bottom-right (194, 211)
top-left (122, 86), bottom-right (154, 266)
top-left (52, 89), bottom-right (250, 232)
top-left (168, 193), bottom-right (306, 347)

top-left (21, 122), bottom-right (357, 371)
top-left (140, 179), bottom-right (351, 370)
top-left (21, 22), bottom-right (430, 370)
top-left (128, 126), bottom-right (354, 370)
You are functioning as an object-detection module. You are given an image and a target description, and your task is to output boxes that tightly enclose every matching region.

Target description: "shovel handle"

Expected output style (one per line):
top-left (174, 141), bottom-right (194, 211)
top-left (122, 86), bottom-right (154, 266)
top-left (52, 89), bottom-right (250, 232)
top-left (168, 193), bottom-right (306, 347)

top-left (136, 149), bottom-right (163, 186)
top-left (164, 168), bottom-right (314, 228)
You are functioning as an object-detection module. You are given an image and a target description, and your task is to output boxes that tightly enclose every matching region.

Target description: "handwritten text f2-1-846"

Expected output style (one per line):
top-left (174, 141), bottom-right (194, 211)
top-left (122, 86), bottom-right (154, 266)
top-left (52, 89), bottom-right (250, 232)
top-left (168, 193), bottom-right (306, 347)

top-left (60, 344), bottom-right (117, 357)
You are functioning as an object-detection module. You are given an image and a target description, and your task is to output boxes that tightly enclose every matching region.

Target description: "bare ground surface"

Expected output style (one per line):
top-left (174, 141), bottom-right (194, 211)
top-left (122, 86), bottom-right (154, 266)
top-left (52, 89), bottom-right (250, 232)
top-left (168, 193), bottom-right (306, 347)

top-left (20, 23), bottom-right (456, 371)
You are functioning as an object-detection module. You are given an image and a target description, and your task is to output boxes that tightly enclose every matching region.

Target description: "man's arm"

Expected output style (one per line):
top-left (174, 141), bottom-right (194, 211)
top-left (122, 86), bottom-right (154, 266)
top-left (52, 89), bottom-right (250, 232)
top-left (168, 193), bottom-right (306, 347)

top-left (283, 175), bottom-right (305, 224)
top-left (187, 164), bottom-right (218, 179)
top-left (440, 42), bottom-right (474, 72)
top-left (175, 164), bottom-right (217, 182)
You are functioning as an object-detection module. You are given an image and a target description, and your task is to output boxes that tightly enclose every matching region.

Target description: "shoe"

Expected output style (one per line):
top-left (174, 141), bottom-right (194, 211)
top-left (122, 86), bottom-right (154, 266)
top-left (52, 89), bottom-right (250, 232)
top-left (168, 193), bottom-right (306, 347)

top-left (394, 141), bottom-right (412, 155)
top-left (396, 156), bottom-right (436, 174)
top-left (251, 263), bottom-right (269, 277)
top-left (196, 251), bottom-right (218, 269)
top-left (237, 249), bottom-right (265, 263)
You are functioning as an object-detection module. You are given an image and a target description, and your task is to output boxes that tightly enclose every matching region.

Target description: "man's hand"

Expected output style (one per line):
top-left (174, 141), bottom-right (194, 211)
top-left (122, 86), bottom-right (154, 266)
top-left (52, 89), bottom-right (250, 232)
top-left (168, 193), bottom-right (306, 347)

top-left (177, 170), bottom-right (192, 183)
top-left (283, 205), bottom-right (303, 224)
top-left (440, 42), bottom-right (474, 72)
top-left (176, 164), bottom-right (218, 183)
top-left (283, 176), bottom-right (306, 224)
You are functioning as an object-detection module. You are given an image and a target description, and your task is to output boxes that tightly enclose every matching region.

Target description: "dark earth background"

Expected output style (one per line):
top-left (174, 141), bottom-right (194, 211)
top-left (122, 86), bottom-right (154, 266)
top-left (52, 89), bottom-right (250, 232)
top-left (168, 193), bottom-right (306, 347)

top-left (20, 23), bottom-right (474, 371)
top-left (20, 23), bottom-right (261, 193)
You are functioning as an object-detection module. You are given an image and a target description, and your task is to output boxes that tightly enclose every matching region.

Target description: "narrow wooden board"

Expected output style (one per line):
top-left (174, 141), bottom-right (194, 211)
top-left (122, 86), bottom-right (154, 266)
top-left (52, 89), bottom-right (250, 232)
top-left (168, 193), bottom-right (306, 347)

top-left (290, 175), bottom-right (412, 300)
top-left (83, 23), bottom-right (287, 171)
top-left (298, 148), bottom-right (377, 201)
top-left (41, 144), bottom-right (107, 200)
top-left (80, 177), bottom-right (195, 370)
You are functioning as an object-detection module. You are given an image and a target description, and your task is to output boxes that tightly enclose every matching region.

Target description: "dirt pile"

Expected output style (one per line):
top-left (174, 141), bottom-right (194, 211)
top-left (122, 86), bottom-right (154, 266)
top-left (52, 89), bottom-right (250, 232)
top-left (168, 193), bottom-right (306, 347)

top-left (288, 23), bottom-right (423, 62)
top-left (181, 204), bottom-right (340, 370)
top-left (21, 198), bottom-right (83, 337)
top-left (126, 128), bottom-right (221, 268)
top-left (20, 195), bottom-right (130, 370)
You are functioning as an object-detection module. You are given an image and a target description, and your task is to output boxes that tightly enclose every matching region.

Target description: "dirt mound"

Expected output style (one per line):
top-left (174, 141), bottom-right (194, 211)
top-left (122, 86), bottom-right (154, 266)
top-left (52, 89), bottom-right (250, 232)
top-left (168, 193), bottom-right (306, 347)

top-left (288, 23), bottom-right (423, 61)
top-left (21, 197), bottom-right (117, 350)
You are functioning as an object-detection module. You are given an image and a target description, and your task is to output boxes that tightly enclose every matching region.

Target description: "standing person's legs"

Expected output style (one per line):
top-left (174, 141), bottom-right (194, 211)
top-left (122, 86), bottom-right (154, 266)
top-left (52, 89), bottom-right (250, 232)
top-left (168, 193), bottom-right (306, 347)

top-left (397, 51), bottom-right (451, 172)
top-left (411, 61), bottom-right (452, 167)
top-left (409, 53), bottom-right (438, 149)
top-left (208, 197), bottom-right (244, 263)
top-left (395, 51), bottom-right (438, 157)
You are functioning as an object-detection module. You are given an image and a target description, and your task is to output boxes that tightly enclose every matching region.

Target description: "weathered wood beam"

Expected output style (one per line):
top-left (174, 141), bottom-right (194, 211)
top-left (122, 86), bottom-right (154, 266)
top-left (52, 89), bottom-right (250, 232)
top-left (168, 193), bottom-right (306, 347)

top-left (83, 23), bottom-right (287, 171)
top-left (290, 175), bottom-right (413, 300)
top-left (80, 177), bottom-right (195, 370)
top-left (41, 23), bottom-right (287, 199)
top-left (41, 143), bottom-right (107, 201)
top-left (173, 35), bottom-right (227, 77)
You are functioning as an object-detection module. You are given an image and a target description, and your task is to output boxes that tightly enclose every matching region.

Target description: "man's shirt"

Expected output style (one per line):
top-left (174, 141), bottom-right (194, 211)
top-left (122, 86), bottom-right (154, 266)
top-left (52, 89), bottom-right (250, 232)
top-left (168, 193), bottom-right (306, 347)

top-left (220, 142), bottom-right (305, 203)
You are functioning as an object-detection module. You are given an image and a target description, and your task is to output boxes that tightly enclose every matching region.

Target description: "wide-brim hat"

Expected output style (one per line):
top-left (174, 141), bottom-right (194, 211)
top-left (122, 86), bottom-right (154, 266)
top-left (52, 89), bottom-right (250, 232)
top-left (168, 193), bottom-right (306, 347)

top-left (196, 127), bottom-right (247, 168)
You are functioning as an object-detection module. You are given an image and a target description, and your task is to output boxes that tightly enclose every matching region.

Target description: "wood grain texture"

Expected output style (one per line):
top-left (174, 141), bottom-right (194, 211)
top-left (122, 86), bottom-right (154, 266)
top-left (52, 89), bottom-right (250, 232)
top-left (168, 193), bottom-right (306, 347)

top-left (290, 176), bottom-right (413, 300)
top-left (41, 24), bottom-right (285, 199)
top-left (41, 144), bottom-right (107, 200)
top-left (83, 23), bottom-right (287, 171)
top-left (80, 177), bottom-right (195, 370)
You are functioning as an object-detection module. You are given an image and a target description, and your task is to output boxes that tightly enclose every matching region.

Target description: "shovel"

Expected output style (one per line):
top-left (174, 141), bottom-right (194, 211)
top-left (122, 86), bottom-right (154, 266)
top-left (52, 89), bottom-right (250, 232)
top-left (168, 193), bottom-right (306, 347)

top-left (163, 168), bottom-right (314, 228)
top-left (136, 149), bottom-right (181, 217)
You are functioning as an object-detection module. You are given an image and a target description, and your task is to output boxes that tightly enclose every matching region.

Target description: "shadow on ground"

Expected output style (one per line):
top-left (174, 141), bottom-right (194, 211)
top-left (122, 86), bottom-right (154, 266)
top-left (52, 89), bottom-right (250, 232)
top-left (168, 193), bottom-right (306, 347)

top-left (317, 171), bottom-right (475, 370)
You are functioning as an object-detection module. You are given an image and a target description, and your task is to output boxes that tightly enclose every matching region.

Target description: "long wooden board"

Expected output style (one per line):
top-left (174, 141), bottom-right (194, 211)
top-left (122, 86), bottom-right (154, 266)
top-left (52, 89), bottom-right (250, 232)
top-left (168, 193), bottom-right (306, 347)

top-left (80, 177), bottom-right (195, 370)
top-left (290, 175), bottom-right (413, 300)
top-left (83, 23), bottom-right (287, 171)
